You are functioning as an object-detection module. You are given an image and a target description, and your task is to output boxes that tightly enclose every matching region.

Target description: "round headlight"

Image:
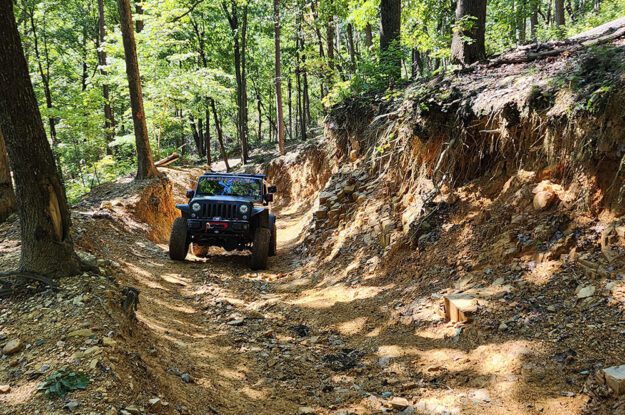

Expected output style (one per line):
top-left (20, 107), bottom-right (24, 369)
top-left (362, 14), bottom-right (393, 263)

top-left (239, 204), bottom-right (249, 214)
top-left (191, 203), bottom-right (201, 212)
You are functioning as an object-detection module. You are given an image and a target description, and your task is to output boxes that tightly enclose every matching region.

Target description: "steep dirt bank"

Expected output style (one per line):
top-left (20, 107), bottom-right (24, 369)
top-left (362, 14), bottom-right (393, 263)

top-left (291, 31), bottom-right (625, 415)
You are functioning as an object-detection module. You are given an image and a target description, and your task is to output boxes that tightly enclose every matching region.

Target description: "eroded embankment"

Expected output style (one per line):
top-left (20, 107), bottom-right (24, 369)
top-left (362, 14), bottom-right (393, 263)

top-left (278, 36), bottom-right (625, 415)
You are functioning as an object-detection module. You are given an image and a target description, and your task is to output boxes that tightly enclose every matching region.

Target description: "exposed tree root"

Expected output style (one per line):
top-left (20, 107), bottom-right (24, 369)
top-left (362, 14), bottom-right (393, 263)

top-left (0, 271), bottom-right (59, 297)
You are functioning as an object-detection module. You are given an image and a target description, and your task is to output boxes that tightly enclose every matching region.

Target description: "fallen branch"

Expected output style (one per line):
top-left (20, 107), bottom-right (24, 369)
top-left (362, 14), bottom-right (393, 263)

top-left (155, 152), bottom-right (180, 168)
top-left (490, 26), bottom-right (625, 66)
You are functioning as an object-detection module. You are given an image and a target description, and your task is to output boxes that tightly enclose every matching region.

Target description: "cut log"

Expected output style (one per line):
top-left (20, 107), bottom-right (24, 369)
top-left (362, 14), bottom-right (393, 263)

top-left (443, 294), bottom-right (478, 323)
top-left (154, 153), bottom-right (179, 168)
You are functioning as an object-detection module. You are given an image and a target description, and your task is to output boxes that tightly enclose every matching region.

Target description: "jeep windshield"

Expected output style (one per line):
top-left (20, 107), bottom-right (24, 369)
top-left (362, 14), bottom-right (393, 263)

top-left (196, 177), bottom-right (262, 200)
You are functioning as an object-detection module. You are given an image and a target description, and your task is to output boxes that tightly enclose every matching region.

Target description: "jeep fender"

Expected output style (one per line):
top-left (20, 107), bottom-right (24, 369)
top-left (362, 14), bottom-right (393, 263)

top-left (176, 204), bottom-right (190, 217)
top-left (251, 208), bottom-right (269, 228)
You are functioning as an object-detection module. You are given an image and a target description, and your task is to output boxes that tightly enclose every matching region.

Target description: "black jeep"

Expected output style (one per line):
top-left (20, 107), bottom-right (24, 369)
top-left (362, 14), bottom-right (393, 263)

top-left (168, 173), bottom-right (277, 270)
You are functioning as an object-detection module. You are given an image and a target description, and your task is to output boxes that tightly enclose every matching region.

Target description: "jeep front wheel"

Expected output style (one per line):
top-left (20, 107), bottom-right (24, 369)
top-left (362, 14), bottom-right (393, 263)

top-left (169, 217), bottom-right (189, 261)
top-left (269, 222), bottom-right (277, 257)
top-left (251, 227), bottom-right (270, 270)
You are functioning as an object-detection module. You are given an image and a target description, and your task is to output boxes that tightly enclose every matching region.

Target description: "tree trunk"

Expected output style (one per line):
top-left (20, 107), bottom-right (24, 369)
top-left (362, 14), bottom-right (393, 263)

top-left (274, 0), bottom-right (286, 156)
top-left (380, 0), bottom-right (401, 80)
top-left (0, 129), bottom-right (16, 222)
top-left (205, 108), bottom-right (211, 167)
top-left (135, 1), bottom-right (144, 33)
top-left (554, 0), bottom-right (565, 28)
top-left (97, 0), bottom-right (116, 150)
top-left (223, 0), bottom-right (249, 164)
top-left (29, 11), bottom-right (57, 145)
top-left (347, 23), bottom-right (357, 70)
top-left (117, 0), bottom-right (159, 179)
top-left (287, 76), bottom-right (293, 140)
top-left (530, 0), bottom-right (539, 41)
top-left (364, 23), bottom-right (373, 48)
top-left (517, 0), bottom-right (527, 44)
top-left (0, 2), bottom-right (81, 276)
top-left (210, 98), bottom-right (230, 172)
top-left (451, 0), bottom-right (487, 65)
top-left (327, 19), bottom-right (335, 71)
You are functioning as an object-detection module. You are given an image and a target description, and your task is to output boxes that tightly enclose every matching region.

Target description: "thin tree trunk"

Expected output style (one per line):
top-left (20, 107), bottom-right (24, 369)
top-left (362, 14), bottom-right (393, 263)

top-left (210, 98), bottom-right (230, 172)
top-left (117, 0), bottom-right (159, 179)
top-left (135, 1), bottom-right (144, 33)
top-left (0, 2), bottom-right (81, 276)
top-left (347, 23), bottom-right (357, 69)
top-left (0, 129), bottom-right (16, 222)
top-left (327, 19), bottom-right (335, 71)
top-left (97, 0), bottom-right (116, 150)
top-left (205, 107), bottom-right (211, 167)
top-left (274, 0), bottom-right (285, 156)
top-left (364, 23), bottom-right (373, 48)
top-left (530, 0), bottom-right (539, 41)
top-left (288, 76), bottom-right (293, 141)
top-left (29, 11), bottom-right (57, 145)
top-left (554, 0), bottom-right (566, 28)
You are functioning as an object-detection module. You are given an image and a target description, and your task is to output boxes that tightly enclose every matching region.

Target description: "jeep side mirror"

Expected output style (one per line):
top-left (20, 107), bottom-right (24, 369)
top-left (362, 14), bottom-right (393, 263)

top-left (186, 189), bottom-right (195, 199)
top-left (265, 193), bottom-right (274, 203)
top-left (268, 186), bottom-right (277, 194)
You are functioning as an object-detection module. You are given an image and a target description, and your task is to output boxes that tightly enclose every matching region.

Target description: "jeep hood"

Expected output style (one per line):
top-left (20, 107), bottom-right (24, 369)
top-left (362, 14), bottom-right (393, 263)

top-left (191, 195), bottom-right (256, 204)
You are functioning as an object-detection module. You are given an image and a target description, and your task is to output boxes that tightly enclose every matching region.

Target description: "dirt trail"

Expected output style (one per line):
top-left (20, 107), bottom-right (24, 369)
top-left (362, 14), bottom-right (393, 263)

top-left (69, 167), bottom-right (594, 415)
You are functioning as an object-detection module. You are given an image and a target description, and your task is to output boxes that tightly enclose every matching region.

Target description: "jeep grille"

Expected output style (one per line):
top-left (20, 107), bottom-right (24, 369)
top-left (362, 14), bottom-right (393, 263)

top-left (201, 203), bottom-right (238, 220)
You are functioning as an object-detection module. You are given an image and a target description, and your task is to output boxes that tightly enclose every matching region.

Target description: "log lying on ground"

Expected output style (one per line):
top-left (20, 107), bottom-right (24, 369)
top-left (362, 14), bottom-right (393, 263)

top-left (489, 17), bottom-right (625, 67)
top-left (154, 153), bottom-right (179, 168)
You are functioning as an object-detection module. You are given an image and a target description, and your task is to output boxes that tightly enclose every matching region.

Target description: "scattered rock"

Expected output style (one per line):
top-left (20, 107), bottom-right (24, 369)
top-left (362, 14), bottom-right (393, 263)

top-left (181, 373), bottom-right (192, 383)
top-left (576, 285), bottom-right (595, 299)
top-left (124, 405), bottom-right (141, 415)
top-left (149, 397), bottom-right (161, 406)
top-left (0, 385), bottom-right (10, 394)
top-left (102, 337), bottom-right (117, 347)
top-left (468, 388), bottom-right (491, 404)
top-left (2, 339), bottom-right (23, 355)
top-left (64, 400), bottom-right (80, 411)
top-left (389, 397), bottom-right (410, 410)
top-left (298, 407), bottom-right (316, 414)
top-left (68, 328), bottom-right (95, 338)
top-left (533, 190), bottom-right (558, 211)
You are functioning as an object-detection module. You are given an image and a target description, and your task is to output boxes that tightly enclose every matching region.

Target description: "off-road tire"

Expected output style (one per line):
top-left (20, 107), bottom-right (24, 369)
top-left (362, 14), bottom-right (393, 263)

top-left (269, 223), bottom-right (277, 257)
top-left (169, 217), bottom-right (189, 261)
top-left (251, 227), bottom-right (270, 270)
top-left (191, 244), bottom-right (209, 258)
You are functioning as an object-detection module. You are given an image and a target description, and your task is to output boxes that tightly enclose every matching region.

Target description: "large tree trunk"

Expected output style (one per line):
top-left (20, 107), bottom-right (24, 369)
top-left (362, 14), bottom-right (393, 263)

top-left (451, 0), bottom-right (487, 65)
top-left (380, 0), bottom-right (401, 80)
top-left (117, 0), bottom-right (159, 179)
top-left (347, 23), bottom-right (357, 70)
top-left (274, 0), bottom-right (286, 156)
top-left (97, 0), bottom-right (116, 150)
top-left (0, 1), bottom-right (81, 276)
top-left (0, 129), bottom-right (16, 222)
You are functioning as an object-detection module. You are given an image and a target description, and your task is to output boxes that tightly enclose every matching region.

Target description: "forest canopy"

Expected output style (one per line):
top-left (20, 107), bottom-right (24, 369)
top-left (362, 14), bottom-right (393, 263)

top-left (8, 0), bottom-right (625, 202)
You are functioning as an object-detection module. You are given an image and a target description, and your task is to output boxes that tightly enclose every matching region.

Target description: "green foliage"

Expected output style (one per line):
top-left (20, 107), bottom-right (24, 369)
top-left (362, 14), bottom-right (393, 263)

top-left (38, 369), bottom-right (90, 398)
top-left (8, 0), bottom-right (625, 202)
